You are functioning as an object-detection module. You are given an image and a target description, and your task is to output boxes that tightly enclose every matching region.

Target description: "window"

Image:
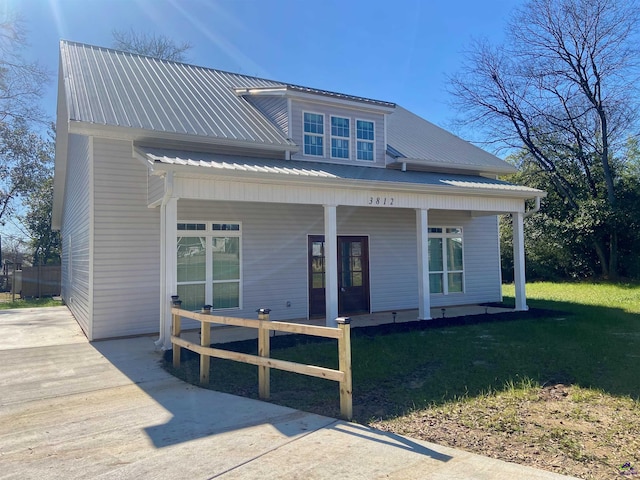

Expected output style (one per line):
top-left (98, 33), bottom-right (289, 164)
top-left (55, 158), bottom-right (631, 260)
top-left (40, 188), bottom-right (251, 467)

top-left (331, 116), bottom-right (350, 159)
top-left (356, 119), bottom-right (374, 161)
top-left (428, 227), bottom-right (464, 294)
top-left (303, 112), bottom-right (324, 156)
top-left (177, 222), bottom-right (241, 311)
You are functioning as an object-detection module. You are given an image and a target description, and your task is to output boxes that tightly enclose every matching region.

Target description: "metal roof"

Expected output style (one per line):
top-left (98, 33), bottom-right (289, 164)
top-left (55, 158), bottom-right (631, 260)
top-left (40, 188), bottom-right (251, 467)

top-left (386, 106), bottom-right (516, 174)
top-left (60, 41), bottom-right (295, 148)
top-left (60, 41), bottom-right (516, 175)
top-left (138, 147), bottom-right (542, 197)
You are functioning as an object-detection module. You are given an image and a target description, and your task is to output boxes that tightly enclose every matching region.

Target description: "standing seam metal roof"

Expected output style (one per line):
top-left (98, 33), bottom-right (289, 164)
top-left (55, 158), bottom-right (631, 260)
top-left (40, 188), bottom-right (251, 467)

top-left (60, 41), bottom-right (516, 174)
top-left (60, 41), bottom-right (295, 147)
top-left (138, 147), bottom-right (543, 196)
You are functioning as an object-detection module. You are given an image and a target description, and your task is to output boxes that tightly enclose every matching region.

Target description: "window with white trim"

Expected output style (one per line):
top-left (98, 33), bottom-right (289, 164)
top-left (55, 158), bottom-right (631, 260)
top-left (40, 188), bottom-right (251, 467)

top-left (303, 112), bottom-right (324, 156)
top-left (177, 222), bottom-right (241, 311)
top-left (330, 116), bottom-right (350, 159)
top-left (428, 227), bottom-right (464, 294)
top-left (356, 119), bottom-right (374, 161)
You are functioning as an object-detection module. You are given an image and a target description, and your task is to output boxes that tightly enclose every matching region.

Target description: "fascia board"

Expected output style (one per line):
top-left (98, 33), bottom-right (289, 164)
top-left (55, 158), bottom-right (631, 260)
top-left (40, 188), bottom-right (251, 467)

top-left (235, 87), bottom-right (395, 114)
top-left (67, 121), bottom-right (299, 153)
top-left (152, 163), bottom-right (545, 201)
top-left (387, 159), bottom-right (518, 176)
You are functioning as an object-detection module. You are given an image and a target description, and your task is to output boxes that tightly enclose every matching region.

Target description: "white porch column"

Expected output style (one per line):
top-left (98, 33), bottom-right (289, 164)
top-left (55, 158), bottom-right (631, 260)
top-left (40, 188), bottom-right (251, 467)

top-left (157, 197), bottom-right (178, 350)
top-left (324, 204), bottom-right (339, 327)
top-left (416, 209), bottom-right (431, 320)
top-left (513, 211), bottom-right (528, 311)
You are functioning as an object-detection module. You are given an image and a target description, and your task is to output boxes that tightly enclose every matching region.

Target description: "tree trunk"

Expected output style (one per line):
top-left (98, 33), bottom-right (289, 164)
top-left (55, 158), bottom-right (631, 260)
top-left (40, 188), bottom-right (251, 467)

top-left (608, 231), bottom-right (619, 280)
top-left (593, 239), bottom-right (609, 278)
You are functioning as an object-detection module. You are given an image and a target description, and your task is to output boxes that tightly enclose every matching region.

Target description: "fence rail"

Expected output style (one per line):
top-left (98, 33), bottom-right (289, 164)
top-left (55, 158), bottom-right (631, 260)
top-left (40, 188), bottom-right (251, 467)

top-left (170, 306), bottom-right (353, 420)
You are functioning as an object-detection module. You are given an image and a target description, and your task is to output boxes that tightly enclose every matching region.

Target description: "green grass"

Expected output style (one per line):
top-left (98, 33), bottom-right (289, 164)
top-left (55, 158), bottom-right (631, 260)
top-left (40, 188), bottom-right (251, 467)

top-left (0, 297), bottom-right (63, 309)
top-left (165, 281), bottom-right (640, 420)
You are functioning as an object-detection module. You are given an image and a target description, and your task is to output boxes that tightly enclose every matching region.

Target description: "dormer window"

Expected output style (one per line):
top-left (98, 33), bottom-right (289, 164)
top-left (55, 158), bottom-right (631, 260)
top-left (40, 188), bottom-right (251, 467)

top-left (330, 116), bottom-right (350, 159)
top-left (303, 112), bottom-right (324, 156)
top-left (356, 119), bottom-right (375, 161)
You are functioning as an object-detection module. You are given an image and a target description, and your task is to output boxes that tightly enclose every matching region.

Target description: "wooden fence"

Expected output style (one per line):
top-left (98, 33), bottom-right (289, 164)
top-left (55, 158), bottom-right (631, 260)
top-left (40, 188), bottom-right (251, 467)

top-left (20, 265), bottom-right (61, 297)
top-left (170, 306), bottom-right (353, 420)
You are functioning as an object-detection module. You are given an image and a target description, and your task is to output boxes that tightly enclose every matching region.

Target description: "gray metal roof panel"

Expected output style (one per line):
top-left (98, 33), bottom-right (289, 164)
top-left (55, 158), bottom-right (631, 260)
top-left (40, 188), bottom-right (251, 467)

top-left (386, 106), bottom-right (515, 173)
top-left (61, 41), bottom-right (516, 174)
top-left (138, 147), bottom-right (542, 195)
top-left (60, 41), bottom-right (294, 147)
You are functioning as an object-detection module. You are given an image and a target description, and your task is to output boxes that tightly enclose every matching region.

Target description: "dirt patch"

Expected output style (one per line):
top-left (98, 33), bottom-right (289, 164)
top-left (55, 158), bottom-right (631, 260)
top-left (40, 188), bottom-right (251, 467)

top-left (371, 384), bottom-right (640, 480)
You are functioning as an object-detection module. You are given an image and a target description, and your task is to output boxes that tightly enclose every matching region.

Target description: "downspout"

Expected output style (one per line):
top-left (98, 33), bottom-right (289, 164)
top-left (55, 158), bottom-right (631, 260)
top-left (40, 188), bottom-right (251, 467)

top-left (155, 171), bottom-right (174, 349)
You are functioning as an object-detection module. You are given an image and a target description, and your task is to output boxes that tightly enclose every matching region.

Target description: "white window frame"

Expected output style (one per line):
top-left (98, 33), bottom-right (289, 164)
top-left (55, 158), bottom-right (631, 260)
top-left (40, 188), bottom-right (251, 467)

top-left (428, 226), bottom-right (464, 295)
top-left (303, 111), bottom-right (325, 157)
top-left (177, 221), bottom-right (242, 311)
top-left (356, 118), bottom-right (375, 162)
top-left (330, 115), bottom-right (350, 160)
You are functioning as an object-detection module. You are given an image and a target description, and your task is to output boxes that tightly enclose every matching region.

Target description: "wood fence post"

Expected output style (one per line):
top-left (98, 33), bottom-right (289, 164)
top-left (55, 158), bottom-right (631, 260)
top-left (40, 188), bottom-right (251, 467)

top-left (336, 317), bottom-right (352, 421)
top-left (200, 315), bottom-right (211, 385)
top-left (257, 308), bottom-right (271, 400)
top-left (172, 310), bottom-right (181, 369)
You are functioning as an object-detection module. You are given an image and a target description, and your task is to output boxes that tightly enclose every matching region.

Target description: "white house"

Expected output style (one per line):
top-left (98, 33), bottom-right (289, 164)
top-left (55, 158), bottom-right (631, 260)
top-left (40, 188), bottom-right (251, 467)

top-left (53, 41), bottom-right (544, 346)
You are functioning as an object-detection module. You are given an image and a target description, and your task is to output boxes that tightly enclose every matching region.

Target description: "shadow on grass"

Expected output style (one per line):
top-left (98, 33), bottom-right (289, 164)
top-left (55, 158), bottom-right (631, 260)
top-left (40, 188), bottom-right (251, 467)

top-left (163, 296), bottom-right (640, 422)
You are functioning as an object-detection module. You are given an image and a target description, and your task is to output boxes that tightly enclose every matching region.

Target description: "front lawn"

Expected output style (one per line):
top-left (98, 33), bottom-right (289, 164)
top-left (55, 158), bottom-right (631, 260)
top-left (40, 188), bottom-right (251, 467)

top-left (164, 281), bottom-right (640, 479)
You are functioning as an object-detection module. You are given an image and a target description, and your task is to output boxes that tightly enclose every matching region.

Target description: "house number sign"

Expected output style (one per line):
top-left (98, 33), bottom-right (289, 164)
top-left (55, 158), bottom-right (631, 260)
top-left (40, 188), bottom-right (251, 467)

top-left (368, 196), bottom-right (395, 206)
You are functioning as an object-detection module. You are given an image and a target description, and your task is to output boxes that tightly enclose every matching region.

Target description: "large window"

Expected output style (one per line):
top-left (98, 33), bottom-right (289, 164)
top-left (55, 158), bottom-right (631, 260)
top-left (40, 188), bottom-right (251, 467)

top-left (331, 116), bottom-right (350, 159)
top-left (177, 222), bottom-right (241, 311)
top-left (356, 119), bottom-right (374, 161)
top-left (303, 112), bottom-right (324, 156)
top-left (428, 227), bottom-right (464, 294)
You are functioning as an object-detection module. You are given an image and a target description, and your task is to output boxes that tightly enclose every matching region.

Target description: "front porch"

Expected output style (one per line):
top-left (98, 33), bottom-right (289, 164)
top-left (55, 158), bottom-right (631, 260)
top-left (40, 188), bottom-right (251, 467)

top-left (180, 304), bottom-right (515, 345)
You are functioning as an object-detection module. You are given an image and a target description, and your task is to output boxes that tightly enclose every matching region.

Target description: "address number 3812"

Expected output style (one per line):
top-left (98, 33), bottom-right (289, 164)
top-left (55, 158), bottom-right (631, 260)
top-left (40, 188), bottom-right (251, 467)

top-left (368, 197), bottom-right (394, 206)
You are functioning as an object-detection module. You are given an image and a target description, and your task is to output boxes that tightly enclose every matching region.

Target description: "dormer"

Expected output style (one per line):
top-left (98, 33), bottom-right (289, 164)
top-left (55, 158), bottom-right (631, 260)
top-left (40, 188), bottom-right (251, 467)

top-left (235, 85), bottom-right (395, 167)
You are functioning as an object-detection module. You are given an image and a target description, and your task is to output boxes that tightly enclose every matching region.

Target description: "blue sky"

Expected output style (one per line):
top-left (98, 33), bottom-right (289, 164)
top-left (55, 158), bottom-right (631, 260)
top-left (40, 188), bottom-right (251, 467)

top-left (9, 0), bottom-right (518, 130)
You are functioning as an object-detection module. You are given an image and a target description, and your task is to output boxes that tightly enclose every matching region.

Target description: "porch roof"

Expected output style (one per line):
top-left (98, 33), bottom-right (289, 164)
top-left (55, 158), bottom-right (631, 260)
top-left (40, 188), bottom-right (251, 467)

top-left (138, 147), bottom-right (543, 198)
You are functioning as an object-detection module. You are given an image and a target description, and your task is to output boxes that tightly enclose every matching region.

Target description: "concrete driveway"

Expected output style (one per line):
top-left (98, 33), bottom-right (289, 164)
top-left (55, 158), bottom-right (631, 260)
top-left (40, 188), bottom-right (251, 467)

top-left (0, 307), bottom-right (579, 479)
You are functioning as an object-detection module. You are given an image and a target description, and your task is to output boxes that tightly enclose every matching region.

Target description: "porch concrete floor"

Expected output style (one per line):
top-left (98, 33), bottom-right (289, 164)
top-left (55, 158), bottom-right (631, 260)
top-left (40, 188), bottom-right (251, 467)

top-left (183, 304), bottom-right (513, 345)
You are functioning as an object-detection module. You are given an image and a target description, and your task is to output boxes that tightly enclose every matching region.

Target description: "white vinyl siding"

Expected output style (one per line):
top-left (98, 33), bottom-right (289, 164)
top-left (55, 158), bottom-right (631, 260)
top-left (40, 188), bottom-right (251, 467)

top-left (175, 202), bottom-right (502, 322)
top-left (92, 138), bottom-right (161, 339)
top-left (60, 134), bottom-right (92, 338)
top-left (147, 174), bottom-right (165, 206)
top-left (178, 201), bottom-right (316, 321)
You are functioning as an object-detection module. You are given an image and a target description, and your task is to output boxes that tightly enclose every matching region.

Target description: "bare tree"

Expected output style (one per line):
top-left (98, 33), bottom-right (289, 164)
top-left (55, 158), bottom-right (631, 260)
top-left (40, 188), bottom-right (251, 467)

top-left (449, 0), bottom-right (640, 279)
top-left (0, 15), bottom-right (49, 123)
top-left (112, 29), bottom-right (192, 62)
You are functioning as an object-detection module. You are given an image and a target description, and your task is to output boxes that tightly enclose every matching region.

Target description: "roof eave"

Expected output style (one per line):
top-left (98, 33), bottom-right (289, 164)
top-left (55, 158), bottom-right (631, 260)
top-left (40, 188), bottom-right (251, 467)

top-left (149, 162), bottom-right (545, 201)
top-left (67, 120), bottom-right (299, 153)
top-left (386, 158), bottom-right (517, 176)
top-left (235, 86), bottom-right (396, 114)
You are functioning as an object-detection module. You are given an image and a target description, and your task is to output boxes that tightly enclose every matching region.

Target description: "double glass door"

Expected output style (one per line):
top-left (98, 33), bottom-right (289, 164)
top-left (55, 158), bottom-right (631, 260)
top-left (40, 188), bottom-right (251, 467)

top-left (308, 235), bottom-right (370, 317)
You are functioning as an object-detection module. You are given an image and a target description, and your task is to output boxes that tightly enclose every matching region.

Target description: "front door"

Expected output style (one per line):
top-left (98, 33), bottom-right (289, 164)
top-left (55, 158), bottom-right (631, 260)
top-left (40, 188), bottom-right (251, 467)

top-left (308, 235), bottom-right (370, 317)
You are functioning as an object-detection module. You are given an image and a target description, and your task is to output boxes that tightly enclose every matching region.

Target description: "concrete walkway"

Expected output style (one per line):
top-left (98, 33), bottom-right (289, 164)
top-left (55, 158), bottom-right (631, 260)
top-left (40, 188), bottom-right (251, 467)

top-left (0, 307), bottom-right (579, 480)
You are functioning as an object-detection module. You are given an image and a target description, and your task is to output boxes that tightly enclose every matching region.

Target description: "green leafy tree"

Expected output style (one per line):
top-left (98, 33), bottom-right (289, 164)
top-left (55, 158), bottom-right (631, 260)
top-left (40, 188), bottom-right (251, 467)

top-left (0, 119), bottom-right (52, 223)
top-left (450, 0), bottom-right (640, 279)
top-left (0, 14), bottom-right (51, 233)
top-left (22, 175), bottom-right (60, 265)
